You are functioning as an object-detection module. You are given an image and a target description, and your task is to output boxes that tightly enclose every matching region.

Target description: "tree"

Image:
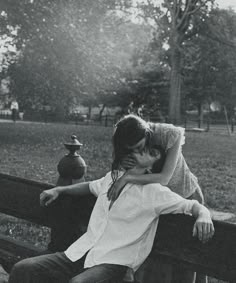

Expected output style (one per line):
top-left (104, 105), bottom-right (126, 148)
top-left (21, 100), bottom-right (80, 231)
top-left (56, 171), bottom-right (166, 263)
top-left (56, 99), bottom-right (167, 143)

top-left (203, 8), bottom-right (236, 118)
top-left (125, 44), bottom-right (169, 112)
top-left (135, 0), bottom-right (214, 123)
top-left (1, 0), bottom-right (141, 118)
top-left (183, 7), bottom-right (236, 121)
top-left (0, 10), bottom-right (19, 79)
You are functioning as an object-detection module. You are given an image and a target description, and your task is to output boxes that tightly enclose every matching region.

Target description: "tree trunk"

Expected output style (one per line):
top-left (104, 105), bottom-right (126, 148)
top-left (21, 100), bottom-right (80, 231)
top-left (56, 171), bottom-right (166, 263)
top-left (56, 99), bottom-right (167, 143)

top-left (168, 46), bottom-right (182, 124)
top-left (99, 104), bottom-right (106, 121)
top-left (197, 102), bottom-right (204, 128)
top-left (88, 105), bottom-right (92, 119)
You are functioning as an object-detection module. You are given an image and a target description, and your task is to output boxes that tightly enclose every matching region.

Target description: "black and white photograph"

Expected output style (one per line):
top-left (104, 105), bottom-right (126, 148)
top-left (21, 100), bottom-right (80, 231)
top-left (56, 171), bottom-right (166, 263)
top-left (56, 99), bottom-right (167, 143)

top-left (0, 0), bottom-right (235, 282)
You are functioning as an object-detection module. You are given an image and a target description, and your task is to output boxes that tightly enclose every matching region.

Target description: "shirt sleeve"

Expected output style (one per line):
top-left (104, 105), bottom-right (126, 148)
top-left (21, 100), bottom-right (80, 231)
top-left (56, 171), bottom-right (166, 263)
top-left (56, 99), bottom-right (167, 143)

top-left (89, 176), bottom-right (105, 197)
top-left (151, 185), bottom-right (198, 216)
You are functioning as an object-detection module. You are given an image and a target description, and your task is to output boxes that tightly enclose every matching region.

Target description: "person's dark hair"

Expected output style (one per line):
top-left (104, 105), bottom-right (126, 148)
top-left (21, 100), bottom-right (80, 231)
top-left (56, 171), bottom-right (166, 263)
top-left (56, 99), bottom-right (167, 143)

top-left (111, 114), bottom-right (152, 184)
top-left (112, 115), bottom-right (151, 168)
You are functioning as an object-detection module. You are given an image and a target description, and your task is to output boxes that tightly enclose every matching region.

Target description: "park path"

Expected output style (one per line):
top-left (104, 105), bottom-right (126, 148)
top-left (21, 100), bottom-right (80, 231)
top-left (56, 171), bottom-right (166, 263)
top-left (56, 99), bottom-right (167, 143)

top-left (0, 118), bottom-right (45, 125)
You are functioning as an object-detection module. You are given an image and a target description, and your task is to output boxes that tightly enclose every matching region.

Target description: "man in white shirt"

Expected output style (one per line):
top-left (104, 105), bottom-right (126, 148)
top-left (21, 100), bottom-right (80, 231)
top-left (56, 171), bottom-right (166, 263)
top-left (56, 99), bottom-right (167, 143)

top-left (9, 152), bottom-right (214, 283)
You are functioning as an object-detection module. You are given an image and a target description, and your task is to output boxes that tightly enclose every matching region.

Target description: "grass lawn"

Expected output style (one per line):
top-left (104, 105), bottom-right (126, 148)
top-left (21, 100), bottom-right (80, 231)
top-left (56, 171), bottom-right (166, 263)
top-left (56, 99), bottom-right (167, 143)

top-left (0, 121), bottom-right (235, 213)
top-left (0, 121), bottom-right (235, 282)
top-left (0, 121), bottom-right (114, 183)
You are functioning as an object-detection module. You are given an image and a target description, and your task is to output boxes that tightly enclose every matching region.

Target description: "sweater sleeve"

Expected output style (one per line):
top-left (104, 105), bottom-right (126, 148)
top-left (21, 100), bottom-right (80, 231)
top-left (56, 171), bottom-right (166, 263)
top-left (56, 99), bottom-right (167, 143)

top-left (150, 123), bottom-right (185, 150)
top-left (160, 124), bottom-right (185, 150)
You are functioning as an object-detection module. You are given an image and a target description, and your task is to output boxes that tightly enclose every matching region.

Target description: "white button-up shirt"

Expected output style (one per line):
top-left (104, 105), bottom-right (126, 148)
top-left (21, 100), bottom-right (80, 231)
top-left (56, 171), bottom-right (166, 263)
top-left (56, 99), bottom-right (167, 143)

top-left (65, 172), bottom-right (197, 280)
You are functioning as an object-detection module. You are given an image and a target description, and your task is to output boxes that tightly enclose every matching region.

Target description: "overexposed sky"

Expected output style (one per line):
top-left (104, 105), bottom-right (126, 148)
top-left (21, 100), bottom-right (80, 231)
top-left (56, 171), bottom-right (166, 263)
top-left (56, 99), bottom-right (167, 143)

top-left (217, 0), bottom-right (236, 10)
top-left (132, 1), bottom-right (236, 11)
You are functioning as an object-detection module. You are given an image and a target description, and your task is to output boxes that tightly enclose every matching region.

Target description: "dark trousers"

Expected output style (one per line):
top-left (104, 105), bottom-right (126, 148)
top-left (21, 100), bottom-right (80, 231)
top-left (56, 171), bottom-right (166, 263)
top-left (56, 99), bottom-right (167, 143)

top-left (11, 109), bottom-right (17, 122)
top-left (9, 252), bottom-right (128, 283)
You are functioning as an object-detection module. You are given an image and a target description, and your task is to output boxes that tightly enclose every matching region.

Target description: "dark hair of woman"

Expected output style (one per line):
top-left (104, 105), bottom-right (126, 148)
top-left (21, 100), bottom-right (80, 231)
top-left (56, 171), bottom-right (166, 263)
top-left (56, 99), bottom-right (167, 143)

top-left (110, 114), bottom-right (152, 185)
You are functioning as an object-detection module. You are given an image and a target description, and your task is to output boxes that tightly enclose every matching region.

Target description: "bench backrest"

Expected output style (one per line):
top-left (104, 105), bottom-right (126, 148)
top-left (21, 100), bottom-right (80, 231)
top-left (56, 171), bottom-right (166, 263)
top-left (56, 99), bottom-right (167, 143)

top-left (0, 173), bottom-right (235, 281)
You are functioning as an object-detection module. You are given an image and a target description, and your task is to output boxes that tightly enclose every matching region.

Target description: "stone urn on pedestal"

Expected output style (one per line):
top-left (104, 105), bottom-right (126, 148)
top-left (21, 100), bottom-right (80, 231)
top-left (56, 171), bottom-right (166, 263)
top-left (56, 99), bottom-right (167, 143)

top-left (48, 135), bottom-right (87, 252)
top-left (57, 135), bottom-right (87, 186)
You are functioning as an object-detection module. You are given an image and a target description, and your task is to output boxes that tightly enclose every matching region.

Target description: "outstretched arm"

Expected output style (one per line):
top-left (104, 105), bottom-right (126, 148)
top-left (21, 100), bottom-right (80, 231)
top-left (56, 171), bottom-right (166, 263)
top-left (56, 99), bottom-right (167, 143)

top-left (126, 134), bottom-right (181, 185)
top-left (40, 182), bottom-right (91, 207)
top-left (154, 188), bottom-right (214, 244)
top-left (108, 135), bottom-right (181, 202)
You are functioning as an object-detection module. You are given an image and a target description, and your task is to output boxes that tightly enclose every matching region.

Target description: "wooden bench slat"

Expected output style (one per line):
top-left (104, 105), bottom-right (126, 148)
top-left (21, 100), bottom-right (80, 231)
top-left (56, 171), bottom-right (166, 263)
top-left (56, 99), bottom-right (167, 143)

top-left (0, 173), bottom-right (53, 226)
top-left (154, 215), bottom-right (236, 281)
top-left (0, 173), bottom-right (236, 281)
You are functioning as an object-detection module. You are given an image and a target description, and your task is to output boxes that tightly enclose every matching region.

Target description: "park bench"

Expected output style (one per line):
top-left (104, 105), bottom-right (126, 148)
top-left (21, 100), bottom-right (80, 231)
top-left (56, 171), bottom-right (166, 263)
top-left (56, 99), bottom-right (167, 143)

top-left (0, 172), bottom-right (235, 282)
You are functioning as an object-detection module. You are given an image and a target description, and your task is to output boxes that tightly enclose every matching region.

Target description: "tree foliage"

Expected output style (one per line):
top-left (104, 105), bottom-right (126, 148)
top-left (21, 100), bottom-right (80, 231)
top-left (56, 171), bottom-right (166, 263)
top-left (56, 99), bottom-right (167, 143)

top-left (182, 7), bottom-right (236, 118)
top-left (1, 1), bottom-right (236, 122)
top-left (135, 0), bottom-right (215, 122)
top-left (1, 0), bottom-right (149, 117)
